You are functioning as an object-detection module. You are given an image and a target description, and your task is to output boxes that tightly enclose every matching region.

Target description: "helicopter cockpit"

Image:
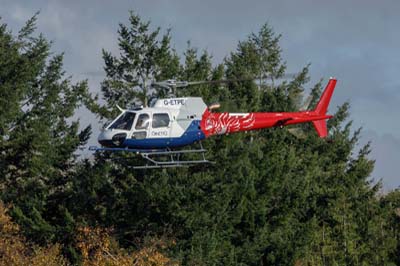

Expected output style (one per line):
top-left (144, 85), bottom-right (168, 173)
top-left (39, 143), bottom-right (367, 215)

top-left (108, 111), bottom-right (136, 130)
top-left (98, 109), bottom-right (173, 148)
top-left (98, 110), bottom-right (136, 147)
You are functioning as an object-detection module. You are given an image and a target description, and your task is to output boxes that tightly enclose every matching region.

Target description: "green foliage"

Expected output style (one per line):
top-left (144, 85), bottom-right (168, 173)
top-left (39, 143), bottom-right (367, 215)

top-left (1, 11), bottom-right (399, 266)
top-left (0, 14), bottom-right (93, 257)
top-left (100, 10), bottom-right (180, 116)
top-left (178, 43), bottom-right (213, 100)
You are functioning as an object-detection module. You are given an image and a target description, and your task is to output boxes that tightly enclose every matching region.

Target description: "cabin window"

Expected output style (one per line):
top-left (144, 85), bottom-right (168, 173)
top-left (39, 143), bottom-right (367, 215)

top-left (135, 113), bottom-right (150, 130)
top-left (109, 112), bottom-right (136, 130)
top-left (152, 113), bottom-right (170, 128)
top-left (131, 131), bottom-right (147, 139)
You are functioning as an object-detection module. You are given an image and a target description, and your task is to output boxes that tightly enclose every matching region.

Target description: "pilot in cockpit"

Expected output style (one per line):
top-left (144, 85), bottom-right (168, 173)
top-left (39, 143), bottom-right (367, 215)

top-left (136, 115), bottom-right (150, 130)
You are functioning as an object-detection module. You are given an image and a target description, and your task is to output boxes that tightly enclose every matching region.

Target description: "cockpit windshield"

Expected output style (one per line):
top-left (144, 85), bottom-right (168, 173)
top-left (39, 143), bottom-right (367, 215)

top-left (108, 112), bottom-right (136, 130)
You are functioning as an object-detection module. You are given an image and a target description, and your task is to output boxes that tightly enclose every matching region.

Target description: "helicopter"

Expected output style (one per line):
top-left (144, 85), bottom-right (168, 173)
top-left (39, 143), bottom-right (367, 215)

top-left (90, 77), bottom-right (337, 168)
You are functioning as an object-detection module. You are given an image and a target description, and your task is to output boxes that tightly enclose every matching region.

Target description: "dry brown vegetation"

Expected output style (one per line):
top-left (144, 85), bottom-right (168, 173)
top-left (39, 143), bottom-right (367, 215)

top-left (0, 202), bottom-right (68, 266)
top-left (76, 226), bottom-right (178, 266)
top-left (0, 202), bottom-right (178, 266)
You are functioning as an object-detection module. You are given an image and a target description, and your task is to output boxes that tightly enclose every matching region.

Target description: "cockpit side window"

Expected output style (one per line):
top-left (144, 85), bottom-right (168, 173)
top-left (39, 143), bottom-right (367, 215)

top-left (135, 113), bottom-right (150, 130)
top-left (152, 113), bottom-right (170, 128)
top-left (109, 112), bottom-right (136, 130)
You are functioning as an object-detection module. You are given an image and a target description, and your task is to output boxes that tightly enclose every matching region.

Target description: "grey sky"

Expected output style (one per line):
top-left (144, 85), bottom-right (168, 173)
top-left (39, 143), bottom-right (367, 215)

top-left (1, 0), bottom-right (399, 189)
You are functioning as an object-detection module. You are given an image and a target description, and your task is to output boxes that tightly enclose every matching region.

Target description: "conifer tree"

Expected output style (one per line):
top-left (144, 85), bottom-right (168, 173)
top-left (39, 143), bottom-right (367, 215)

top-left (0, 14), bottom-right (92, 246)
top-left (100, 10), bottom-right (180, 117)
top-left (2, 11), bottom-right (396, 266)
top-left (82, 15), bottom-right (400, 265)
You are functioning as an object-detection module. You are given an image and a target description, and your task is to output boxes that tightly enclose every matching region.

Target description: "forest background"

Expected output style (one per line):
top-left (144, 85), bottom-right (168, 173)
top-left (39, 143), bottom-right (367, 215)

top-left (1, 4), bottom-right (400, 266)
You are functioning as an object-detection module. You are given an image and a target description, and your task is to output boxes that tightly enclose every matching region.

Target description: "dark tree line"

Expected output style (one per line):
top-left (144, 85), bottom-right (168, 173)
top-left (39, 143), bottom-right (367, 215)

top-left (1, 11), bottom-right (399, 266)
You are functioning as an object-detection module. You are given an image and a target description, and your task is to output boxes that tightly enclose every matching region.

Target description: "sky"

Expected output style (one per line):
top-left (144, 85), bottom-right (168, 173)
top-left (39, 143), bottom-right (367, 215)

top-left (1, 0), bottom-right (399, 189)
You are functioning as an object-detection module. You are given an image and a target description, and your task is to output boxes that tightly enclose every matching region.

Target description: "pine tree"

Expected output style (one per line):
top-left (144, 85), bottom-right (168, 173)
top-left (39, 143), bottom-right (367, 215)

top-left (1, 11), bottom-right (394, 266)
top-left (178, 43), bottom-right (213, 99)
top-left (380, 189), bottom-right (400, 265)
top-left (100, 10), bottom-right (180, 117)
top-left (0, 14), bottom-right (92, 248)
top-left (80, 16), bottom-right (399, 265)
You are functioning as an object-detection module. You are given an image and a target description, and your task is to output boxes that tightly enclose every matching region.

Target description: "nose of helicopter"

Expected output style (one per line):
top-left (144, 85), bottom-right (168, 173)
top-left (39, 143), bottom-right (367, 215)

top-left (98, 130), bottom-right (127, 147)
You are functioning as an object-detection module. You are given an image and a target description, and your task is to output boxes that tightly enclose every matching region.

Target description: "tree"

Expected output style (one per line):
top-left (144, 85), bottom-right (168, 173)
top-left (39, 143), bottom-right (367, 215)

top-left (2, 11), bottom-right (398, 266)
top-left (0, 201), bottom-right (68, 266)
top-left (100, 10), bottom-right (180, 118)
top-left (0, 14), bottom-right (92, 248)
top-left (82, 15), bottom-right (399, 265)
top-left (380, 189), bottom-right (400, 265)
top-left (75, 226), bottom-right (178, 266)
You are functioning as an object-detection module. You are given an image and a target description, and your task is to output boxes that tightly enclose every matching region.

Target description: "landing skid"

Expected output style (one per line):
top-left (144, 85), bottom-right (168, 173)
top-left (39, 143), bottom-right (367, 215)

top-left (89, 142), bottom-right (212, 169)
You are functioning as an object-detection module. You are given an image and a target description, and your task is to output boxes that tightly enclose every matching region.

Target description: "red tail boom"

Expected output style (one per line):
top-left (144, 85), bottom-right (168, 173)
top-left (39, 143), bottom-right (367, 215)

top-left (200, 78), bottom-right (337, 138)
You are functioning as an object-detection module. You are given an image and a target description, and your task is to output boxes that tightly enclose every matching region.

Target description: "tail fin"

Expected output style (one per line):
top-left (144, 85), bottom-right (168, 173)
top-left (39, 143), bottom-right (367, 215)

top-left (314, 78), bottom-right (337, 115)
top-left (312, 78), bottom-right (337, 138)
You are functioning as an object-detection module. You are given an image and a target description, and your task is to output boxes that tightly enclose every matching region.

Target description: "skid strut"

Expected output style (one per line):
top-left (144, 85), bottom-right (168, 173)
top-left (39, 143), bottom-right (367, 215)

top-left (89, 142), bottom-right (212, 169)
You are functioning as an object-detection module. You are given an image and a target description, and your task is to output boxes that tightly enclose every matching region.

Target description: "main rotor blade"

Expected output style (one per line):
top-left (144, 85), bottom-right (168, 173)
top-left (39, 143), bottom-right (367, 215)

top-left (186, 73), bottom-right (297, 86)
top-left (152, 73), bottom-right (297, 88)
top-left (300, 95), bottom-right (313, 111)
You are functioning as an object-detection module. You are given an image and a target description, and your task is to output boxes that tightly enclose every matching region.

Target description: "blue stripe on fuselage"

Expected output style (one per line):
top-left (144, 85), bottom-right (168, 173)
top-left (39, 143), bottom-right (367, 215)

top-left (123, 120), bottom-right (205, 149)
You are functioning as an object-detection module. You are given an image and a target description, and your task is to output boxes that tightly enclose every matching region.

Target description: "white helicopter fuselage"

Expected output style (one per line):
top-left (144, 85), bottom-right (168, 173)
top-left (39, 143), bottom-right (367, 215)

top-left (98, 97), bottom-right (207, 149)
